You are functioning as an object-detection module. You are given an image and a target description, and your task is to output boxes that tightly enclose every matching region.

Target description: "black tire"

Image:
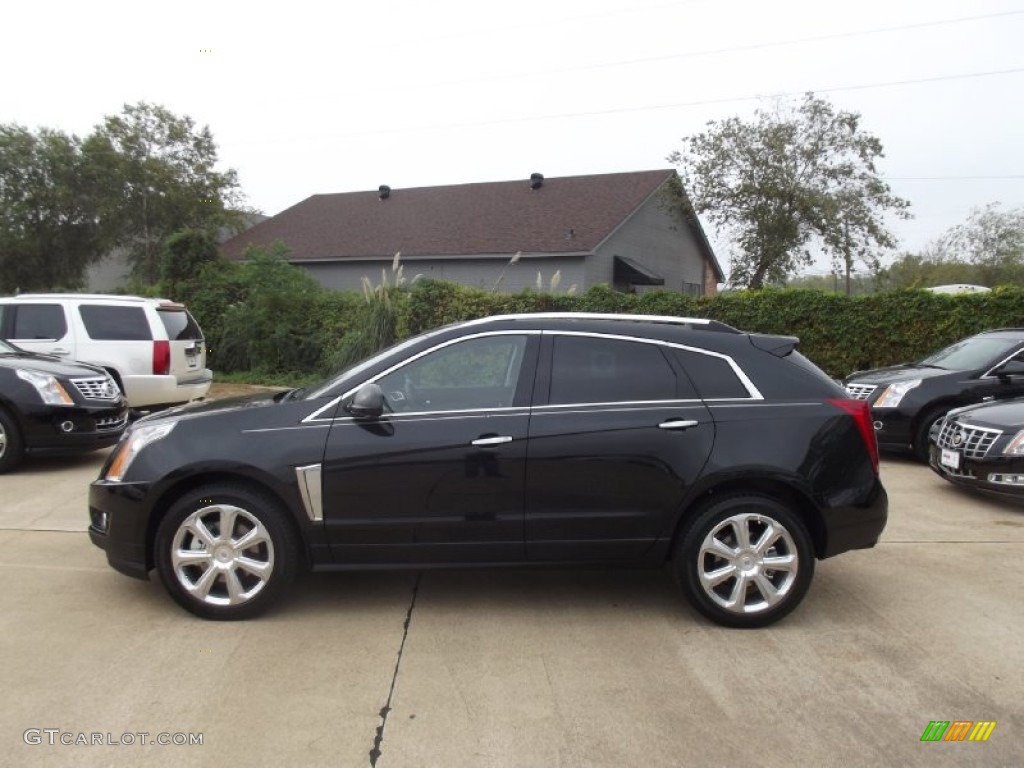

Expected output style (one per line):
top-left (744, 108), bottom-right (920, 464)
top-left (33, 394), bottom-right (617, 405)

top-left (913, 406), bottom-right (949, 462)
top-left (674, 494), bottom-right (815, 628)
top-left (0, 408), bottom-right (25, 474)
top-left (155, 483), bottom-right (301, 620)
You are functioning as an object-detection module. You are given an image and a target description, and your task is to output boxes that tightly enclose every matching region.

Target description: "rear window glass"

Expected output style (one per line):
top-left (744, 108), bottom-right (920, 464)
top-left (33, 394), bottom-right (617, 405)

top-left (674, 349), bottom-right (750, 399)
top-left (11, 304), bottom-right (67, 340)
top-left (550, 336), bottom-right (678, 404)
top-left (158, 310), bottom-right (203, 340)
top-left (79, 305), bottom-right (152, 341)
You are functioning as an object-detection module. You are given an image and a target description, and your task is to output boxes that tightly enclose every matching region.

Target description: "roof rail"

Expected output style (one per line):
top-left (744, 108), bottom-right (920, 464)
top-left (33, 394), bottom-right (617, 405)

top-left (462, 312), bottom-right (738, 332)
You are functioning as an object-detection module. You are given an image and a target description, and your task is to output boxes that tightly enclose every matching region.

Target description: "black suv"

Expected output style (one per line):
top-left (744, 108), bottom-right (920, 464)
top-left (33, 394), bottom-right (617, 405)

top-left (89, 313), bottom-right (887, 628)
top-left (844, 329), bottom-right (1024, 460)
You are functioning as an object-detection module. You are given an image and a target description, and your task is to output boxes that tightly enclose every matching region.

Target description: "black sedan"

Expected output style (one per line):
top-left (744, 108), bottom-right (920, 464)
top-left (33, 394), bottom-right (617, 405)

top-left (844, 329), bottom-right (1024, 461)
top-left (0, 340), bottom-right (128, 473)
top-left (89, 313), bottom-right (887, 628)
top-left (930, 398), bottom-right (1024, 499)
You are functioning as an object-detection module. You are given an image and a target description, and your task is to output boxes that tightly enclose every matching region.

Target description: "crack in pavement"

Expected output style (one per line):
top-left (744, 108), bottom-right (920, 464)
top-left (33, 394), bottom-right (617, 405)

top-left (369, 572), bottom-right (421, 768)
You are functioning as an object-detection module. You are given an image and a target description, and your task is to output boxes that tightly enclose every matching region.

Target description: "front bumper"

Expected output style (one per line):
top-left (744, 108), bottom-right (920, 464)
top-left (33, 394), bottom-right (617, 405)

top-left (21, 402), bottom-right (128, 456)
top-left (870, 407), bottom-right (913, 451)
top-left (929, 444), bottom-right (1024, 499)
top-left (88, 479), bottom-right (154, 579)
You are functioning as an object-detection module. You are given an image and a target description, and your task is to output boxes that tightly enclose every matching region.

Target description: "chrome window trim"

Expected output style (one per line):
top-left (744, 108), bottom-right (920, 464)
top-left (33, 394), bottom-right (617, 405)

top-left (331, 409), bottom-right (531, 425)
top-left (306, 327), bottom-right (762, 424)
top-left (295, 464), bottom-right (324, 522)
top-left (544, 330), bottom-right (763, 400)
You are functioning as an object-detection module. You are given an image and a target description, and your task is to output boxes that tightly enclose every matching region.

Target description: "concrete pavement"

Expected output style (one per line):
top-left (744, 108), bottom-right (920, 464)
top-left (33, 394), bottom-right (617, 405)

top-left (0, 454), bottom-right (1021, 767)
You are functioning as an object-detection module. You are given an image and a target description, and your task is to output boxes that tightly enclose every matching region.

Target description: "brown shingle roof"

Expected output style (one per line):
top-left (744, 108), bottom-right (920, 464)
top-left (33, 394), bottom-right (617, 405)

top-left (221, 169), bottom-right (692, 262)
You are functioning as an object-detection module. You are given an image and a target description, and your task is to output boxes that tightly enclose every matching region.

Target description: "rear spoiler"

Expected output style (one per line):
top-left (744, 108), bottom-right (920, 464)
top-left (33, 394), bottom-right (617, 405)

top-left (749, 333), bottom-right (799, 358)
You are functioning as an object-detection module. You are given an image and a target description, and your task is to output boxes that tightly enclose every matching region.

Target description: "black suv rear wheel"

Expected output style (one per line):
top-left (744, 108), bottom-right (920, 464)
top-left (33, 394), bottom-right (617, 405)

top-left (675, 494), bottom-right (814, 628)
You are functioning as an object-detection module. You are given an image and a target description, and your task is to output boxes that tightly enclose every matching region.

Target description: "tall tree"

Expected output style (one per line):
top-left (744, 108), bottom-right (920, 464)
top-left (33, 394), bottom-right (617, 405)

top-left (669, 93), bottom-right (911, 289)
top-left (90, 102), bottom-right (245, 282)
top-left (932, 203), bottom-right (1024, 271)
top-left (0, 125), bottom-right (116, 292)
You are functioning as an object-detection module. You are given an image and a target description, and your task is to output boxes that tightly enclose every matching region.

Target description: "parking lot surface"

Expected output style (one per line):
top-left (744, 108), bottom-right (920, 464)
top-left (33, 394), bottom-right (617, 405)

top-left (1, 452), bottom-right (1021, 767)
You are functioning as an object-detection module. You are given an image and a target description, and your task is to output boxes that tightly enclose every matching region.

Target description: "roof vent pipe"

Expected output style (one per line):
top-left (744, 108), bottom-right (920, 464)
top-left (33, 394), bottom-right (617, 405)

top-left (529, 173), bottom-right (544, 190)
top-left (379, 185), bottom-right (391, 200)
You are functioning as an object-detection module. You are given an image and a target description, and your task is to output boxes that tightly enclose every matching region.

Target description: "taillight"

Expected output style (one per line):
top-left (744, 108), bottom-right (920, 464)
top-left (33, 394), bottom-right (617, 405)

top-left (827, 398), bottom-right (879, 475)
top-left (153, 340), bottom-right (170, 375)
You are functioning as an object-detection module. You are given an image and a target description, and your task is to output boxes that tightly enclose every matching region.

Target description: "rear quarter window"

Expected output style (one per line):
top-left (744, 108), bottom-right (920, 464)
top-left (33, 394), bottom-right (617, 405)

top-left (158, 310), bottom-right (203, 340)
top-left (79, 305), bottom-right (152, 341)
top-left (674, 349), bottom-right (750, 399)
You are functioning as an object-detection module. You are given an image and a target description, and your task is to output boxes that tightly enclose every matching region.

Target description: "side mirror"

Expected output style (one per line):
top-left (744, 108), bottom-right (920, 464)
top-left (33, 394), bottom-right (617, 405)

top-left (994, 360), bottom-right (1024, 379)
top-left (346, 383), bottom-right (385, 419)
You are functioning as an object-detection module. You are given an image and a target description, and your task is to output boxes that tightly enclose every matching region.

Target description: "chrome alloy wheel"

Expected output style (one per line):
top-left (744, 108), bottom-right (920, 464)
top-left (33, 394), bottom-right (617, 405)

top-left (170, 504), bottom-right (275, 607)
top-left (0, 421), bottom-right (7, 458)
top-left (697, 512), bottom-right (799, 615)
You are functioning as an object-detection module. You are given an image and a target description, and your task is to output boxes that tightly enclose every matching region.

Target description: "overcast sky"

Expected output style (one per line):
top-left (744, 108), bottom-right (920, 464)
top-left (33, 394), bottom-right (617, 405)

top-left (4, 0), bottom-right (1023, 276)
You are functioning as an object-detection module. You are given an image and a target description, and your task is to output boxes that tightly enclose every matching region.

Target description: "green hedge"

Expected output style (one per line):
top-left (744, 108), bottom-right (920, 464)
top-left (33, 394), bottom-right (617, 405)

top-left (402, 281), bottom-right (1024, 378)
top-left (176, 254), bottom-right (1024, 380)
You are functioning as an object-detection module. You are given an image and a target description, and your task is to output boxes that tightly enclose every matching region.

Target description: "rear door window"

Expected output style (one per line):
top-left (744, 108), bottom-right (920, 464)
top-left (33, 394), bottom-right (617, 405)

top-left (158, 310), bottom-right (203, 340)
top-left (10, 304), bottom-right (67, 340)
top-left (548, 336), bottom-right (682, 404)
top-left (79, 305), bottom-right (152, 340)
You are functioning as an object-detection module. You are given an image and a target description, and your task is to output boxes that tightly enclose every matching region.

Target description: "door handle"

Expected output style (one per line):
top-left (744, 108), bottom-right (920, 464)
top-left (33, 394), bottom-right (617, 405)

top-left (50, 347), bottom-right (71, 355)
top-left (658, 419), bottom-right (699, 431)
top-left (471, 435), bottom-right (513, 446)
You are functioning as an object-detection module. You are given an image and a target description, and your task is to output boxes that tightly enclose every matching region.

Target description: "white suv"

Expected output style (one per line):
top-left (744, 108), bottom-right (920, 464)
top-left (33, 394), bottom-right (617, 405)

top-left (0, 294), bottom-right (211, 409)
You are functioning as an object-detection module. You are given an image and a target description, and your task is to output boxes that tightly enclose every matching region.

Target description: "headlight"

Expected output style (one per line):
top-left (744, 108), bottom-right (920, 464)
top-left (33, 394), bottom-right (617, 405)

top-left (874, 379), bottom-right (922, 408)
top-left (1004, 430), bottom-right (1024, 455)
top-left (104, 422), bottom-right (176, 482)
top-left (15, 369), bottom-right (75, 406)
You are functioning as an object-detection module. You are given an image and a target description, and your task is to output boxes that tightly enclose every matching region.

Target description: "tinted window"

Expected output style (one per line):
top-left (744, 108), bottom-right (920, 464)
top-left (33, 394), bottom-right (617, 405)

top-left (675, 349), bottom-right (750, 399)
top-left (158, 310), bottom-right (203, 340)
top-left (376, 335), bottom-right (528, 412)
top-left (549, 336), bottom-right (677, 404)
top-left (11, 305), bottom-right (67, 340)
top-left (79, 305), bottom-right (152, 341)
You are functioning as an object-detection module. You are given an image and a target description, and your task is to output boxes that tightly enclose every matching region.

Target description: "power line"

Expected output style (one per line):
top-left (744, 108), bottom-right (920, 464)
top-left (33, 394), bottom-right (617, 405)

top-left (245, 66), bottom-right (1024, 143)
top-left (373, 10), bottom-right (1024, 97)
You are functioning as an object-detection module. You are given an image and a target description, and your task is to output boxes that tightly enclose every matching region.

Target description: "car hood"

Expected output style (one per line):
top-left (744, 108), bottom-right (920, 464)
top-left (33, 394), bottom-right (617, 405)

top-left (0, 351), bottom-right (107, 378)
top-left (845, 363), bottom-right (953, 386)
top-left (136, 391), bottom-right (285, 425)
top-left (948, 399), bottom-right (1024, 431)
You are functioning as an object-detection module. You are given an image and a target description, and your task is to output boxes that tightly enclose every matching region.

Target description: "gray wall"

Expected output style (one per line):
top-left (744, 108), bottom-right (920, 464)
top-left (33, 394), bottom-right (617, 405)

top-left (590, 192), bottom-right (708, 293)
top-left (300, 255), bottom-right (587, 294)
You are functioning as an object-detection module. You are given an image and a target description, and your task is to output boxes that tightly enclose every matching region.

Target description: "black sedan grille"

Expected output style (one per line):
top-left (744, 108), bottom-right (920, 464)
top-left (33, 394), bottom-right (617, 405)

top-left (935, 420), bottom-right (1001, 459)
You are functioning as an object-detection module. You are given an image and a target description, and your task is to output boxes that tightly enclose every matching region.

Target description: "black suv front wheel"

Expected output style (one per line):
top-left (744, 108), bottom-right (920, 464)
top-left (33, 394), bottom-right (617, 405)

top-left (155, 484), bottom-right (301, 620)
top-left (675, 494), bottom-right (814, 628)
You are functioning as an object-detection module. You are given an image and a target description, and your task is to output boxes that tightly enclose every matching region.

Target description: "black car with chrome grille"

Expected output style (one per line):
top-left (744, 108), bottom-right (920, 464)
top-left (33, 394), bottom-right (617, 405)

top-left (930, 398), bottom-right (1024, 498)
top-left (0, 339), bottom-right (128, 473)
top-left (844, 329), bottom-right (1024, 461)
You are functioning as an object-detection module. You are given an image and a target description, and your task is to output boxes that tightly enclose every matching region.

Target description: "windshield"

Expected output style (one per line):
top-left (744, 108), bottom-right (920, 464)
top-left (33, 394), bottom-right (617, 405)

top-left (920, 336), bottom-right (1023, 371)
